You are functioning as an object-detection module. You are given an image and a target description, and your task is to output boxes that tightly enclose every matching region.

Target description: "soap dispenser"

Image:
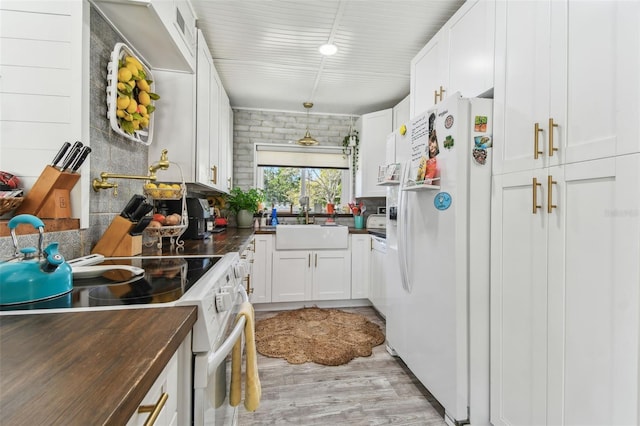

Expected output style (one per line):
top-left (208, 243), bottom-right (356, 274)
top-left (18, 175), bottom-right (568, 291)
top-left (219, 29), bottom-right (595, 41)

top-left (271, 206), bottom-right (278, 226)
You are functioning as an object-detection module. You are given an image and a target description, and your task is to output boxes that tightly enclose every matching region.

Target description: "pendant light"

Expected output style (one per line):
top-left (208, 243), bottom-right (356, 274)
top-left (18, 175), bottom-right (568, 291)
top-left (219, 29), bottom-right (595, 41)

top-left (297, 102), bottom-right (318, 146)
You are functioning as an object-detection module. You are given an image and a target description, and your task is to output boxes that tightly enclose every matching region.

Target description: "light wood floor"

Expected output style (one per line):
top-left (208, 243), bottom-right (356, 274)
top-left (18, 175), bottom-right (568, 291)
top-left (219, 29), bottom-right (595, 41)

top-left (238, 306), bottom-right (447, 426)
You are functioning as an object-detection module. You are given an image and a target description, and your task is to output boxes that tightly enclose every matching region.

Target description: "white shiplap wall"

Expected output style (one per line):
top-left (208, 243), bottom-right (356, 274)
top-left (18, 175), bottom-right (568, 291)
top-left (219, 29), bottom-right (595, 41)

top-left (0, 0), bottom-right (89, 225)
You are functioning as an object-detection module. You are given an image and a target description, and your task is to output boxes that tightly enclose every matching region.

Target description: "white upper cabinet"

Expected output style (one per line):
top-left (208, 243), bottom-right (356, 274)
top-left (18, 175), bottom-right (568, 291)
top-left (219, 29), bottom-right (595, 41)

top-left (493, 0), bottom-right (640, 175)
top-left (410, 0), bottom-right (495, 118)
top-left (355, 108), bottom-right (393, 197)
top-left (410, 32), bottom-right (449, 118)
top-left (89, 0), bottom-right (196, 72)
top-left (447, 0), bottom-right (495, 98)
top-left (153, 29), bottom-right (232, 191)
top-left (392, 95), bottom-right (410, 131)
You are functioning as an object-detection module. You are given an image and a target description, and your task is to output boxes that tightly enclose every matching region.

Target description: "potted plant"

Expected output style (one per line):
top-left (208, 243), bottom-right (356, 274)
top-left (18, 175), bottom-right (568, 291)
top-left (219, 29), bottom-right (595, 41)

top-left (226, 187), bottom-right (264, 228)
top-left (342, 129), bottom-right (359, 176)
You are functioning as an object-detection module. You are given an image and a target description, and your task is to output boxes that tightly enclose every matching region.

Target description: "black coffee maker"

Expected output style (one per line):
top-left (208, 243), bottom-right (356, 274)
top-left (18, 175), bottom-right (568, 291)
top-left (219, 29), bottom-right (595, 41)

top-left (183, 198), bottom-right (213, 239)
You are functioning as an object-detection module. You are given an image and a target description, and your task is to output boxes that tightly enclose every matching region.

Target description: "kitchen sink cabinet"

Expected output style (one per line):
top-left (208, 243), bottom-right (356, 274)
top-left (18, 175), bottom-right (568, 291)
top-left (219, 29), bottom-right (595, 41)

top-left (350, 234), bottom-right (371, 299)
top-left (272, 249), bottom-right (351, 302)
top-left (410, 0), bottom-right (495, 117)
top-left (355, 109), bottom-right (392, 198)
top-left (250, 234), bottom-right (273, 304)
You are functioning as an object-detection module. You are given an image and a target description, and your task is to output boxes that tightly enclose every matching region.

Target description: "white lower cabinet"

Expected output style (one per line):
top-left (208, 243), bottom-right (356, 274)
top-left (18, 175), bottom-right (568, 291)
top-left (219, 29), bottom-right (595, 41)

top-left (127, 351), bottom-right (179, 426)
top-left (490, 154), bottom-right (640, 425)
top-left (350, 234), bottom-right (371, 299)
top-left (369, 238), bottom-right (386, 317)
top-left (272, 249), bottom-right (351, 302)
top-left (250, 234), bottom-right (273, 304)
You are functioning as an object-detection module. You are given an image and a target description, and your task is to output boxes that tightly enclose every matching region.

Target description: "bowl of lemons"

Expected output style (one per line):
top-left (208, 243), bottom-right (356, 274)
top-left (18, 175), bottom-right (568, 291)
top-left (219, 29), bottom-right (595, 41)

top-left (144, 182), bottom-right (184, 200)
top-left (106, 43), bottom-right (160, 145)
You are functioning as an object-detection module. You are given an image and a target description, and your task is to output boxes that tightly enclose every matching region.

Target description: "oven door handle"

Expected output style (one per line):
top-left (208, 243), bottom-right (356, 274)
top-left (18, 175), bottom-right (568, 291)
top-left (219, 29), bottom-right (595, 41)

top-left (194, 315), bottom-right (245, 389)
top-left (193, 286), bottom-right (250, 389)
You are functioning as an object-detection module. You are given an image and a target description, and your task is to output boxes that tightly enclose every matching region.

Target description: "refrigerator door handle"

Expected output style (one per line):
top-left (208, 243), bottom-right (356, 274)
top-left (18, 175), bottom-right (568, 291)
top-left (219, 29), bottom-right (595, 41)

top-left (397, 161), bottom-right (411, 292)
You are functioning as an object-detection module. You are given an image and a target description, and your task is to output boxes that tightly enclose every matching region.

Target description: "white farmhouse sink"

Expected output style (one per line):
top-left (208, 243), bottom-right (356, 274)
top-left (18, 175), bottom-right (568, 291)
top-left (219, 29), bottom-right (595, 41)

top-left (275, 224), bottom-right (349, 250)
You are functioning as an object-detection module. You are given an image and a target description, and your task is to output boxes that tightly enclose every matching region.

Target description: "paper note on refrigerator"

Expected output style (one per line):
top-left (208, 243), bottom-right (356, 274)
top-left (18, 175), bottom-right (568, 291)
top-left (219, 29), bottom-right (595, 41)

top-left (410, 113), bottom-right (429, 181)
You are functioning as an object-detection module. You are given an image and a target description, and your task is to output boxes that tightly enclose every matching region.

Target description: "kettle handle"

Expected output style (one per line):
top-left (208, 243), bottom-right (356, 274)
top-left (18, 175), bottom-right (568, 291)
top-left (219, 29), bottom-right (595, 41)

top-left (8, 214), bottom-right (45, 230)
top-left (7, 214), bottom-right (45, 258)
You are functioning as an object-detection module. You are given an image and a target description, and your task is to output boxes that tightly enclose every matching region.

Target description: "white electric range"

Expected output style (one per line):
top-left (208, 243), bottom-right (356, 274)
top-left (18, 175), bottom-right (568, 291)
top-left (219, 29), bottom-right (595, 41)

top-left (0, 252), bottom-right (251, 425)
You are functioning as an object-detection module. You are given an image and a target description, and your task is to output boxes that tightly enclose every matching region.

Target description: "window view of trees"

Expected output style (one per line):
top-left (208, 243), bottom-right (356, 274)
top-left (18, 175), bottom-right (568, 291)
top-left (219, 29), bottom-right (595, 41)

top-left (262, 167), bottom-right (344, 212)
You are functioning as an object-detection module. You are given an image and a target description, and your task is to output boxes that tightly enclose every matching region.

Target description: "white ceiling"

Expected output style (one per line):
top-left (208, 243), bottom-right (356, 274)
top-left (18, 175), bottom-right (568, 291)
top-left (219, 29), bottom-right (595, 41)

top-left (189, 1), bottom-right (465, 116)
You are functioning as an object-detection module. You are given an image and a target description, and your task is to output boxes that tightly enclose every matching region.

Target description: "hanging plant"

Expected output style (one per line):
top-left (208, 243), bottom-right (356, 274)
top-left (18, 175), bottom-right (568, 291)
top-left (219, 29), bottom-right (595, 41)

top-left (342, 129), bottom-right (360, 176)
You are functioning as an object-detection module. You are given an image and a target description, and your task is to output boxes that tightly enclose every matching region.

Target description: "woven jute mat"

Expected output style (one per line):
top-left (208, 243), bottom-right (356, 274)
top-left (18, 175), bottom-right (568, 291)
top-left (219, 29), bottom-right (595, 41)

top-left (255, 307), bottom-right (385, 366)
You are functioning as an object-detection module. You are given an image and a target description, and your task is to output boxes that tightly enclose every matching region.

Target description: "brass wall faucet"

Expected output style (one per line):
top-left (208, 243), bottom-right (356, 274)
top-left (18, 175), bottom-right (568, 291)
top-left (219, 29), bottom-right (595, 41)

top-left (92, 149), bottom-right (170, 194)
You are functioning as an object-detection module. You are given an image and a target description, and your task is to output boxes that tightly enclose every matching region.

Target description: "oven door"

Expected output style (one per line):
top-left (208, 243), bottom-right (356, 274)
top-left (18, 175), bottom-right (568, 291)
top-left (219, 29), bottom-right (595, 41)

top-left (193, 288), bottom-right (248, 426)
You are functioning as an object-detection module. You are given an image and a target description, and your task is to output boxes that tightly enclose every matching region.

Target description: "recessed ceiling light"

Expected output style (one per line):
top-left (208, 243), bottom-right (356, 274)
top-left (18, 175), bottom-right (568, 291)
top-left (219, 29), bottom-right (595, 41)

top-left (319, 43), bottom-right (338, 56)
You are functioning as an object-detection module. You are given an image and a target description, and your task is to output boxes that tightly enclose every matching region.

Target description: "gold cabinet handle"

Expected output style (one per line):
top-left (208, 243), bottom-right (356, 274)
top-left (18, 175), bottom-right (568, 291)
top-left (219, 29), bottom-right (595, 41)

top-left (434, 89), bottom-right (439, 104)
top-left (532, 177), bottom-right (542, 214)
top-left (547, 175), bottom-right (557, 214)
top-left (548, 118), bottom-right (558, 156)
top-left (244, 275), bottom-right (253, 294)
top-left (210, 165), bottom-right (218, 184)
top-left (438, 86), bottom-right (446, 102)
top-left (534, 122), bottom-right (544, 159)
top-left (139, 392), bottom-right (169, 426)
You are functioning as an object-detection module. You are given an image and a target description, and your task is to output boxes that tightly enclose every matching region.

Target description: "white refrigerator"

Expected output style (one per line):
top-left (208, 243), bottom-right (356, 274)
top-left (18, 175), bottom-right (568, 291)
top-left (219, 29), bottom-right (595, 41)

top-left (385, 93), bottom-right (492, 425)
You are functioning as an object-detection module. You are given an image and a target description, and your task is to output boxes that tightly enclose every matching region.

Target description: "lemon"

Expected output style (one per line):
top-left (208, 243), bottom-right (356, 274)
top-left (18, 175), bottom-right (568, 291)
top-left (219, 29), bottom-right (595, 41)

top-left (171, 184), bottom-right (181, 190)
top-left (118, 67), bottom-right (132, 83)
top-left (116, 110), bottom-right (125, 118)
top-left (137, 104), bottom-right (147, 115)
top-left (125, 56), bottom-right (143, 71)
top-left (117, 82), bottom-right (127, 91)
top-left (117, 95), bottom-right (130, 110)
top-left (136, 79), bottom-right (150, 92)
top-left (140, 117), bottom-right (149, 128)
top-left (145, 183), bottom-right (157, 189)
top-left (126, 97), bottom-right (137, 114)
top-left (132, 120), bottom-right (140, 130)
top-left (138, 91), bottom-right (151, 106)
top-left (126, 63), bottom-right (139, 79)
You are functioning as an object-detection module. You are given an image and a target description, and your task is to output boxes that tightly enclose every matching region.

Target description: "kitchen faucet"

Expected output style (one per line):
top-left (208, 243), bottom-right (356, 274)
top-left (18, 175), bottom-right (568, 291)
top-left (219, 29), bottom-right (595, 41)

top-left (305, 207), bottom-right (315, 225)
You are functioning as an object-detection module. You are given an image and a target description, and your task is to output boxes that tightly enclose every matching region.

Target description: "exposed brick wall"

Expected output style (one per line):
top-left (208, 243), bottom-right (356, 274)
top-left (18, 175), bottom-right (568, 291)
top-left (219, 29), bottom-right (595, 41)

top-left (232, 109), bottom-right (355, 189)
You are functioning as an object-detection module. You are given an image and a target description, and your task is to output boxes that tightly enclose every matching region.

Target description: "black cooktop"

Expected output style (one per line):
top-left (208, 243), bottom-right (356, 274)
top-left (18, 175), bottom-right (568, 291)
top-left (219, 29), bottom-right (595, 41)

top-left (0, 256), bottom-right (222, 312)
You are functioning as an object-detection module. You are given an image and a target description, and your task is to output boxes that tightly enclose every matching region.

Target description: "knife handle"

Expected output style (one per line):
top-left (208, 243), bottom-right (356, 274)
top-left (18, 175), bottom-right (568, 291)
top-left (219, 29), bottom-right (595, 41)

top-left (120, 194), bottom-right (145, 219)
top-left (60, 141), bottom-right (83, 171)
top-left (130, 202), bottom-right (154, 221)
top-left (70, 146), bottom-right (92, 172)
top-left (51, 142), bottom-right (71, 168)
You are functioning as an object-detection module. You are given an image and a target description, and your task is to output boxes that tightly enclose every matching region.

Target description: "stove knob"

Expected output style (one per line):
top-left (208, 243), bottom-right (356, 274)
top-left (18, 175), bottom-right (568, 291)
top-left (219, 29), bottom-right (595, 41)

top-left (234, 262), bottom-right (247, 279)
top-left (215, 290), bottom-right (232, 312)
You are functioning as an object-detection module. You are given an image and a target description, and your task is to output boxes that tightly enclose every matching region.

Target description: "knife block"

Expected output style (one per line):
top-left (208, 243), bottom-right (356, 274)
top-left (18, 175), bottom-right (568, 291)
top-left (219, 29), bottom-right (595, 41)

top-left (92, 215), bottom-right (142, 257)
top-left (15, 166), bottom-right (79, 218)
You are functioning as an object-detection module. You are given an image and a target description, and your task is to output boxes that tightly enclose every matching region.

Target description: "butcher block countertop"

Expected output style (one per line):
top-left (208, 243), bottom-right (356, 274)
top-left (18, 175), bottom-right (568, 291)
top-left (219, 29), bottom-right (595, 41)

top-left (0, 306), bottom-right (196, 425)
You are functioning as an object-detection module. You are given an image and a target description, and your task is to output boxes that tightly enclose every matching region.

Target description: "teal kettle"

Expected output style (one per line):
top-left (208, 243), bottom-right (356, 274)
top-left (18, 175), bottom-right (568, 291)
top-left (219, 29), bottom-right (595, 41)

top-left (0, 214), bottom-right (72, 305)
